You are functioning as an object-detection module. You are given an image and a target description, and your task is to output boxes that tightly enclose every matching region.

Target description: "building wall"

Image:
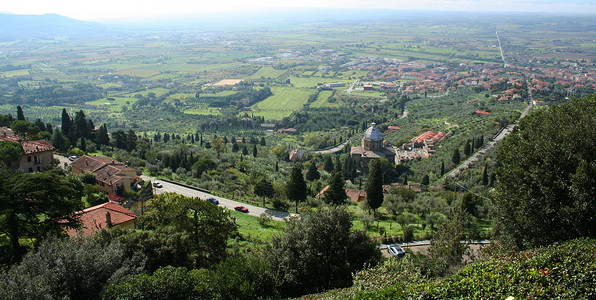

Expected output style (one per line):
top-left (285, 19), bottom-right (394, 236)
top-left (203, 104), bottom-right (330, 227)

top-left (19, 150), bottom-right (54, 173)
top-left (116, 219), bottom-right (135, 230)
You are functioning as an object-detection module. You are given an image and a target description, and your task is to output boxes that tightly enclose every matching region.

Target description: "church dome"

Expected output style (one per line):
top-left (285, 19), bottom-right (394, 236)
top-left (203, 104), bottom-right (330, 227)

top-left (364, 123), bottom-right (383, 141)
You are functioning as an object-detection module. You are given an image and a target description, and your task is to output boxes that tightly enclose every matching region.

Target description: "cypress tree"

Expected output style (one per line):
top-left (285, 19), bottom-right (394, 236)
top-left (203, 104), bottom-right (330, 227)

top-left (306, 163), bottom-right (320, 181)
top-left (366, 159), bottom-right (384, 217)
top-left (440, 160), bottom-right (445, 176)
top-left (463, 140), bottom-right (471, 156)
top-left (452, 149), bottom-right (461, 165)
top-left (325, 172), bottom-right (346, 205)
top-left (286, 164), bottom-right (307, 213)
top-left (61, 109), bottom-right (71, 136)
top-left (16, 106), bottom-right (25, 121)
top-left (95, 124), bottom-right (109, 146)
top-left (482, 164), bottom-right (489, 186)
top-left (252, 145), bottom-right (258, 157)
top-left (323, 156), bottom-right (334, 172)
top-left (79, 138), bottom-right (86, 152)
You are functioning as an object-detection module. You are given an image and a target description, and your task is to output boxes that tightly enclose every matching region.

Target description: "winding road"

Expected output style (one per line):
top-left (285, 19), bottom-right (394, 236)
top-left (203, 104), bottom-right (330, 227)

top-left (55, 154), bottom-right (295, 221)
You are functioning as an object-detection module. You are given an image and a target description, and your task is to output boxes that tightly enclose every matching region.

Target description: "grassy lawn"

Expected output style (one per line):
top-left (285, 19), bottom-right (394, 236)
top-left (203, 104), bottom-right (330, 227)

top-left (229, 210), bottom-right (286, 242)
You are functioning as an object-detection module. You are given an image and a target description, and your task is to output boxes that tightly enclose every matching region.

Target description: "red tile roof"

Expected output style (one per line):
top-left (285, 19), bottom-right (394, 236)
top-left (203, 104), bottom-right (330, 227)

top-left (474, 110), bottom-right (491, 115)
top-left (21, 140), bottom-right (55, 154)
top-left (0, 135), bottom-right (55, 154)
top-left (411, 131), bottom-right (446, 144)
top-left (66, 202), bottom-right (136, 237)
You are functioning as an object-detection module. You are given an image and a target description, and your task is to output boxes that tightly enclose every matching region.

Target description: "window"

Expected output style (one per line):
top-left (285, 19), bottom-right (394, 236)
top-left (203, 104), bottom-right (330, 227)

top-left (37, 166), bottom-right (41, 171)
top-left (27, 156), bottom-right (32, 162)
top-left (28, 167), bottom-right (33, 173)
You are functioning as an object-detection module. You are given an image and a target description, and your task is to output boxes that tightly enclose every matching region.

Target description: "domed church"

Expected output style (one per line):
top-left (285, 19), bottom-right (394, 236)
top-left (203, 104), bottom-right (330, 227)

top-left (351, 123), bottom-right (396, 170)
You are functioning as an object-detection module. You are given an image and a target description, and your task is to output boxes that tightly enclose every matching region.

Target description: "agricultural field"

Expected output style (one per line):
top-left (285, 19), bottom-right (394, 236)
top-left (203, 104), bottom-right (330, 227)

top-left (249, 86), bottom-right (315, 120)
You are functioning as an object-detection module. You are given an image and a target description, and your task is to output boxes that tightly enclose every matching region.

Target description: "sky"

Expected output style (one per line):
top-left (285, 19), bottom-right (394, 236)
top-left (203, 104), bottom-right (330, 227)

top-left (2, 0), bottom-right (594, 20)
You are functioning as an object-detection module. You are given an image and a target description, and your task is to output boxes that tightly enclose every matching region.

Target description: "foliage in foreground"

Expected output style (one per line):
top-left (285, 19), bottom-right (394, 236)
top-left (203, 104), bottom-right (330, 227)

top-left (268, 206), bottom-right (382, 297)
top-left (0, 237), bottom-right (145, 300)
top-left (494, 95), bottom-right (596, 250)
top-left (317, 238), bottom-right (596, 299)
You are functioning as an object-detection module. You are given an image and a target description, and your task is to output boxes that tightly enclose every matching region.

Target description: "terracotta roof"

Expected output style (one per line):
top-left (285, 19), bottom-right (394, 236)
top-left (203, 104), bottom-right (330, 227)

top-left (108, 194), bottom-right (126, 203)
top-left (0, 136), bottom-right (55, 154)
top-left (410, 131), bottom-right (445, 144)
top-left (345, 188), bottom-right (367, 202)
top-left (474, 110), bottom-right (491, 115)
top-left (66, 202), bottom-right (136, 237)
top-left (94, 165), bottom-right (132, 185)
top-left (0, 135), bottom-right (21, 143)
top-left (71, 155), bottom-right (136, 187)
top-left (71, 155), bottom-right (109, 172)
top-left (21, 140), bottom-right (55, 154)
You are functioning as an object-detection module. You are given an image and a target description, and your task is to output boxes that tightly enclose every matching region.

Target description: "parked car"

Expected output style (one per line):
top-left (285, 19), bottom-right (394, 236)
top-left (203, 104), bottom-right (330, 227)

top-left (234, 206), bottom-right (249, 213)
top-left (68, 156), bottom-right (78, 161)
top-left (207, 197), bottom-right (219, 205)
top-left (387, 244), bottom-right (406, 258)
top-left (152, 182), bottom-right (163, 188)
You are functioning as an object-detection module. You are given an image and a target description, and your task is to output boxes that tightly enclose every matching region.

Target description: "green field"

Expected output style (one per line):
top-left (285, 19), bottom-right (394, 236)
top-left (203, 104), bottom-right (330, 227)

top-left (245, 66), bottom-right (288, 80)
top-left (249, 86), bottom-right (315, 120)
top-left (86, 97), bottom-right (137, 112)
top-left (310, 90), bottom-right (339, 108)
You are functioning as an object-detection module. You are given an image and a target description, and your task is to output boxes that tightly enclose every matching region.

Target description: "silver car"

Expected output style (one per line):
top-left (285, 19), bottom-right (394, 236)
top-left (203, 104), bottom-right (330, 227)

top-left (387, 244), bottom-right (405, 257)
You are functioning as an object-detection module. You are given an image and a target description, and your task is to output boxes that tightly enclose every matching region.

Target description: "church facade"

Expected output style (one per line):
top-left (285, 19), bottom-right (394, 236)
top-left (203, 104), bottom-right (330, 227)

top-left (351, 123), bottom-right (396, 170)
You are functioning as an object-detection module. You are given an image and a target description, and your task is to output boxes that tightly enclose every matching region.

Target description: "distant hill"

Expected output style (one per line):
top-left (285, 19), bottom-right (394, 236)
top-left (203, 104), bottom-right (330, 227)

top-left (0, 13), bottom-right (105, 41)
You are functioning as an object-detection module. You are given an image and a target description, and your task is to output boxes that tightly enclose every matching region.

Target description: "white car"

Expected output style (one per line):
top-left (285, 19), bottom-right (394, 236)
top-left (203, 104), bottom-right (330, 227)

top-left (387, 244), bottom-right (405, 257)
top-left (152, 182), bottom-right (163, 188)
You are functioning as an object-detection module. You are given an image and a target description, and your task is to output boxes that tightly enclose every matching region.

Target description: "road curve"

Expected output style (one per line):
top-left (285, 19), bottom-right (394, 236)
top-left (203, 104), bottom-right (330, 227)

top-left (141, 175), bottom-right (296, 221)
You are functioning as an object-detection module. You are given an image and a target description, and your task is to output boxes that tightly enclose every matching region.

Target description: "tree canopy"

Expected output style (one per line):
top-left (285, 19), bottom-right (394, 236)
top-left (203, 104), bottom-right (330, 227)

top-left (267, 206), bottom-right (381, 297)
top-left (0, 168), bottom-right (84, 264)
top-left (495, 95), bottom-right (596, 250)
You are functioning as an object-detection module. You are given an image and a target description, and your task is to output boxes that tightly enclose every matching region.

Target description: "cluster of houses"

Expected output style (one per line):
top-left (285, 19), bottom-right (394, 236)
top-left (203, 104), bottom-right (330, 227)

top-left (0, 126), bottom-right (140, 238)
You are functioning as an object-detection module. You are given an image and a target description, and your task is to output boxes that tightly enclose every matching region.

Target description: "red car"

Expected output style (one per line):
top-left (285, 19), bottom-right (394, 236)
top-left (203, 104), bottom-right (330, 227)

top-left (234, 206), bottom-right (249, 213)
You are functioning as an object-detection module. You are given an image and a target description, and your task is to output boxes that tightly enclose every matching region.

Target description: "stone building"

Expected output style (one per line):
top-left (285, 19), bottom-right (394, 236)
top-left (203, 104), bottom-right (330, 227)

top-left (351, 123), bottom-right (395, 171)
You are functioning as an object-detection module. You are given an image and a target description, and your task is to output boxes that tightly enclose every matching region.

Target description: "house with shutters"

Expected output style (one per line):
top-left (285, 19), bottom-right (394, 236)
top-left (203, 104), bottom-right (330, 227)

top-left (0, 127), bottom-right (55, 173)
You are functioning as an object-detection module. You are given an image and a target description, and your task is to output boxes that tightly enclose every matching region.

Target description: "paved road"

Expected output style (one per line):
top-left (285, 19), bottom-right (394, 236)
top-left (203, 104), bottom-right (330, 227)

top-left (141, 175), bottom-right (296, 221)
top-left (346, 79), bottom-right (359, 94)
top-left (444, 101), bottom-right (533, 180)
top-left (57, 154), bottom-right (294, 221)
top-left (311, 139), bottom-right (351, 155)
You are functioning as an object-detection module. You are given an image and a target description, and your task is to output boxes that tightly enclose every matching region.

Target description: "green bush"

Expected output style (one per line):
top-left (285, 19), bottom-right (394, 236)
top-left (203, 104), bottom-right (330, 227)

top-left (316, 238), bottom-right (596, 299)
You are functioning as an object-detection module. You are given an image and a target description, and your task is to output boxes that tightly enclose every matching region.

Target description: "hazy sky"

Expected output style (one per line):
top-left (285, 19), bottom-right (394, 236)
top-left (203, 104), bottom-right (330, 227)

top-left (2, 0), bottom-right (594, 20)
